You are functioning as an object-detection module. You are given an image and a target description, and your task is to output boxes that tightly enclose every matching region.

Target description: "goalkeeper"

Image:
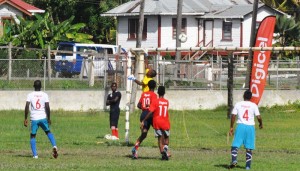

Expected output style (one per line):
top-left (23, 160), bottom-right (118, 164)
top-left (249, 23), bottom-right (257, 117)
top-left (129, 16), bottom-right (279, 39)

top-left (128, 56), bottom-right (157, 92)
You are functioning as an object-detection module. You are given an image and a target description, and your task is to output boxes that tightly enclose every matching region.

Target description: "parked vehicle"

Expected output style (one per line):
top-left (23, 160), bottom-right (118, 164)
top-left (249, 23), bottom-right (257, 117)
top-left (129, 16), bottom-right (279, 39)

top-left (54, 42), bottom-right (125, 77)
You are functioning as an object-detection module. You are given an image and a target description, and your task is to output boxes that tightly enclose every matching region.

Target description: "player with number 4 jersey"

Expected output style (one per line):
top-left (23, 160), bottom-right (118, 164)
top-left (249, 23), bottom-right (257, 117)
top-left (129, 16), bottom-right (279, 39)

top-left (228, 90), bottom-right (263, 170)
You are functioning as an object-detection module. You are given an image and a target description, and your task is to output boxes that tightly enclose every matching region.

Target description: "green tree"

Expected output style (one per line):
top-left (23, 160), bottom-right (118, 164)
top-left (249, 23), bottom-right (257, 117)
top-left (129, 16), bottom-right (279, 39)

top-left (274, 15), bottom-right (300, 59)
top-left (0, 12), bottom-right (93, 49)
top-left (261, 0), bottom-right (300, 21)
top-left (274, 15), bottom-right (300, 47)
top-left (26, 0), bottom-right (131, 44)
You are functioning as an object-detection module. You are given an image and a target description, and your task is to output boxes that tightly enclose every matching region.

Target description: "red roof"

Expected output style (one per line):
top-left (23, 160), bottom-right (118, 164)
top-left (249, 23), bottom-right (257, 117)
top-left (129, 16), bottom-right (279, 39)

top-left (0, 0), bottom-right (44, 16)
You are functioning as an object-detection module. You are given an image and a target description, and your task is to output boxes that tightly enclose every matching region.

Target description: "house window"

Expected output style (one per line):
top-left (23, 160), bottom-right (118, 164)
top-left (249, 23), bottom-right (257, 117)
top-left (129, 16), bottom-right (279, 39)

top-left (256, 21), bottom-right (261, 30)
top-left (128, 18), bottom-right (147, 40)
top-left (172, 18), bottom-right (187, 39)
top-left (222, 21), bottom-right (232, 40)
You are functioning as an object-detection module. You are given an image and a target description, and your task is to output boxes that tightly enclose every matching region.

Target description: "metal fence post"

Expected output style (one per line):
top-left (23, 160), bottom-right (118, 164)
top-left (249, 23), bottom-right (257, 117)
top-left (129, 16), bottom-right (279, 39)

top-left (47, 45), bottom-right (51, 83)
top-left (276, 56), bottom-right (279, 90)
top-left (43, 56), bottom-right (46, 91)
top-left (297, 56), bottom-right (300, 86)
top-left (103, 49), bottom-right (108, 110)
top-left (7, 42), bottom-right (12, 82)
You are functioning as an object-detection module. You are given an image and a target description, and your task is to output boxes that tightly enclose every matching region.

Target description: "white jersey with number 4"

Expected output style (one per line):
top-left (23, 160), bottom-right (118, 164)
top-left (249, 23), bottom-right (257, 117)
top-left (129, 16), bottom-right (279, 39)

top-left (232, 101), bottom-right (260, 125)
top-left (26, 91), bottom-right (49, 121)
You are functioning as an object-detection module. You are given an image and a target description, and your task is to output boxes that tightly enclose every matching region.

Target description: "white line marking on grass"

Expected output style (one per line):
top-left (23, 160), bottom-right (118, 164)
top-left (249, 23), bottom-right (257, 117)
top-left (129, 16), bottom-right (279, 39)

top-left (189, 114), bottom-right (221, 134)
top-left (182, 111), bottom-right (193, 146)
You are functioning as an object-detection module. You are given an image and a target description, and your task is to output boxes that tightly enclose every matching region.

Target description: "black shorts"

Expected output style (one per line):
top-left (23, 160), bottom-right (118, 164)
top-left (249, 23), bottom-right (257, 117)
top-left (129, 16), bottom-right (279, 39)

top-left (140, 110), bottom-right (152, 130)
top-left (110, 108), bottom-right (120, 128)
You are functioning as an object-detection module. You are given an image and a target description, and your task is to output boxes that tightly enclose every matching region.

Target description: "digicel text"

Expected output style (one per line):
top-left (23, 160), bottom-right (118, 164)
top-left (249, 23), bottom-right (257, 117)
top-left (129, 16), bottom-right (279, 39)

top-left (251, 37), bottom-right (268, 98)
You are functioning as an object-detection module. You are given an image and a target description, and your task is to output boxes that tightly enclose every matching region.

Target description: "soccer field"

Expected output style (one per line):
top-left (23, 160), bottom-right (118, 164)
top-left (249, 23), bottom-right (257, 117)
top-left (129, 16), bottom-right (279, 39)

top-left (0, 105), bottom-right (300, 170)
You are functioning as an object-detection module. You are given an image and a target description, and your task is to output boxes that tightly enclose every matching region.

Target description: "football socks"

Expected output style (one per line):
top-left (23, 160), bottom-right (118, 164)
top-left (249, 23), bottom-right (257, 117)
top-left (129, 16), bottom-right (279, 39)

top-left (231, 147), bottom-right (238, 163)
top-left (246, 149), bottom-right (252, 169)
top-left (30, 138), bottom-right (37, 157)
top-left (47, 132), bottom-right (57, 147)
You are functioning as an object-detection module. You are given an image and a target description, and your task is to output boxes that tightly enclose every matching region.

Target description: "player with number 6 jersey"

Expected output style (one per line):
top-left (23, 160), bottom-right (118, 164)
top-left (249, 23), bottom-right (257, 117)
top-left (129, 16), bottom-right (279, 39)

top-left (24, 80), bottom-right (58, 159)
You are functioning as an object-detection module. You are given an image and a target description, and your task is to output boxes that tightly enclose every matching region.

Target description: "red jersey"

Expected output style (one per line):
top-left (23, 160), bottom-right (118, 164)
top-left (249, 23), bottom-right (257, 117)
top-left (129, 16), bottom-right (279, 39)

top-left (138, 91), bottom-right (158, 110)
top-left (149, 97), bottom-right (170, 130)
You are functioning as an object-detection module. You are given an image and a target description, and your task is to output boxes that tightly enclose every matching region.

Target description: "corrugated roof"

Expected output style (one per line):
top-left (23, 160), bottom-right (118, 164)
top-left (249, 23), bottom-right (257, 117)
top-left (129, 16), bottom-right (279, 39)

top-left (102, 0), bottom-right (208, 16)
top-left (202, 4), bottom-right (262, 18)
top-left (102, 0), bottom-right (269, 18)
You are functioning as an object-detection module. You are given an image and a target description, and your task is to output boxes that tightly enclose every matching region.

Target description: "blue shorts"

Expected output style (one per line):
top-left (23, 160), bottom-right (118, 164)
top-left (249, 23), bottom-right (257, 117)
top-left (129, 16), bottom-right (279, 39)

top-left (232, 124), bottom-right (256, 150)
top-left (31, 118), bottom-right (50, 135)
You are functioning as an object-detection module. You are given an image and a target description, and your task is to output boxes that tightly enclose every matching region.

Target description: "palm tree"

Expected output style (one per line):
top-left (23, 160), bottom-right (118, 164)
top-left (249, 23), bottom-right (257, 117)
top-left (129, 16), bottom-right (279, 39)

top-left (261, 0), bottom-right (300, 21)
top-left (274, 15), bottom-right (300, 60)
top-left (274, 15), bottom-right (300, 47)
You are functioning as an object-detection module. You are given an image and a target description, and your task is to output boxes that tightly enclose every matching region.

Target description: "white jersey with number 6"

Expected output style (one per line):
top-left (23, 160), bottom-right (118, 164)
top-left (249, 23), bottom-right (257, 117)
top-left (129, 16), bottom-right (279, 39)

top-left (232, 101), bottom-right (260, 125)
top-left (26, 91), bottom-right (49, 121)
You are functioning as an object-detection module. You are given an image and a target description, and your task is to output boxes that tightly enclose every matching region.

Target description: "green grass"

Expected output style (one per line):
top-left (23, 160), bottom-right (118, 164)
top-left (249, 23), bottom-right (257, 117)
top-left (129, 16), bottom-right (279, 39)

top-left (1, 104), bottom-right (300, 171)
top-left (0, 80), bottom-right (105, 90)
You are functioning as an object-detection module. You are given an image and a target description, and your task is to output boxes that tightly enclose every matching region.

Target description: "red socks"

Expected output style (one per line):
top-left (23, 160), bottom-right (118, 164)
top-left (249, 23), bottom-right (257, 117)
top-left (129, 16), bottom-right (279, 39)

top-left (111, 128), bottom-right (119, 138)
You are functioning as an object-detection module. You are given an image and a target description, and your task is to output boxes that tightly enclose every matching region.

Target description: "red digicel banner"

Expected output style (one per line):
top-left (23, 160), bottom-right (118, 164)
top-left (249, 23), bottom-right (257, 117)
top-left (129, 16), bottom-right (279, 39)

top-left (250, 16), bottom-right (276, 105)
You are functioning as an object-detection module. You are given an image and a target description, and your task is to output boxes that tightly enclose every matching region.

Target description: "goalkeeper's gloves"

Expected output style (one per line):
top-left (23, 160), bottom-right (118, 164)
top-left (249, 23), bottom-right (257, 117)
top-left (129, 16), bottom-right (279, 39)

top-left (127, 75), bottom-right (136, 81)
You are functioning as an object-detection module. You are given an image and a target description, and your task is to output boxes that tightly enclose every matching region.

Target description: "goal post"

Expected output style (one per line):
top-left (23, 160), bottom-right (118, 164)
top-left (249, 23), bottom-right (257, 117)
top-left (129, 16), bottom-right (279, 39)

top-left (125, 46), bottom-right (300, 143)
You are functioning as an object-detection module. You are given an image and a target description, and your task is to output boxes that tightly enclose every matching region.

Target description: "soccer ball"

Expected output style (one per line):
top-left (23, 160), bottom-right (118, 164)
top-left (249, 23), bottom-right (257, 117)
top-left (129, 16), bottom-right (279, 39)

top-left (104, 134), bottom-right (112, 140)
top-left (178, 33), bottom-right (187, 43)
top-left (110, 136), bottom-right (119, 140)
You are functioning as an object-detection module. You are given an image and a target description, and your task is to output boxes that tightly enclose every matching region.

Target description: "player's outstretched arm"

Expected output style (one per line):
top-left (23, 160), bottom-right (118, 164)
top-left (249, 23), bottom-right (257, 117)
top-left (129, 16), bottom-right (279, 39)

top-left (128, 74), bottom-right (145, 86)
top-left (134, 79), bottom-right (144, 86)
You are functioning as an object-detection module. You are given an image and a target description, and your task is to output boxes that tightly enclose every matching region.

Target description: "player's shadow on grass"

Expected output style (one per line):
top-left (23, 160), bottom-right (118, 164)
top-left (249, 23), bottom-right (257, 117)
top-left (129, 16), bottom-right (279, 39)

top-left (214, 164), bottom-right (245, 170)
top-left (124, 154), bottom-right (159, 160)
top-left (16, 154), bottom-right (32, 158)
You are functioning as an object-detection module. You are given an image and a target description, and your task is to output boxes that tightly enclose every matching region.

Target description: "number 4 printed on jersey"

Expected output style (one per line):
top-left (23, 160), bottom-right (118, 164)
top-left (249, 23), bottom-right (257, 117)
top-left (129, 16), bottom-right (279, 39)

top-left (243, 110), bottom-right (249, 121)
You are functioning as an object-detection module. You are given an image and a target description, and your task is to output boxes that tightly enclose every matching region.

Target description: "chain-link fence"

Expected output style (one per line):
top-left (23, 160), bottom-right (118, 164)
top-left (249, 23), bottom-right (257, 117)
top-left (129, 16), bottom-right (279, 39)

top-left (156, 58), bottom-right (300, 90)
top-left (0, 45), bottom-right (128, 90)
top-left (0, 45), bottom-right (300, 90)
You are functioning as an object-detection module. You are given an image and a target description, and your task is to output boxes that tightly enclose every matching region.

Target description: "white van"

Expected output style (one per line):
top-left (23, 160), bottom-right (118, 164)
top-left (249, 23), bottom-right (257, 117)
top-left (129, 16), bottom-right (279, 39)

top-left (54, 42), bottom-right (125, 77)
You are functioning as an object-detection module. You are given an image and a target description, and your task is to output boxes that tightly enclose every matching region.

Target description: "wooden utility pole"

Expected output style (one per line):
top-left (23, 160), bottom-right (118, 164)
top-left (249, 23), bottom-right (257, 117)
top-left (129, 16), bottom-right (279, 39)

top-left (245, 0), bottom-right (258, 88)
top-left (227, 52), bottom-right (233, 119)
top-left (129, 0), bottom-right (145, 113)
top-left (136, 0), bottom-right (144, 49)
top-left (174, 0), bottom-right (183, 82)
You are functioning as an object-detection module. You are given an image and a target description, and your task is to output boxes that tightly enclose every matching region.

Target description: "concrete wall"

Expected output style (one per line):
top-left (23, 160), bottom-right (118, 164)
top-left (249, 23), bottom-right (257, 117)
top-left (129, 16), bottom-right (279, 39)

top-left (1, 90), bottom-right (299, 111)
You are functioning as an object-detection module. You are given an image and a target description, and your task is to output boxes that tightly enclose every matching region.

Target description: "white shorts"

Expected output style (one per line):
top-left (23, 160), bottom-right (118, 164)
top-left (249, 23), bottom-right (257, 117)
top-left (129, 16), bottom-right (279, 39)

top-left (154, 129), bottom-right (170, 138)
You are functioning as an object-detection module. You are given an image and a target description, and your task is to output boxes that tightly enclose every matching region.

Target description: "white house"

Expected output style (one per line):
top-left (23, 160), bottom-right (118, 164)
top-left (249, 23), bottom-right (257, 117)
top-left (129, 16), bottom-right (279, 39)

top-left (102, 0), bottom-right (283, 57)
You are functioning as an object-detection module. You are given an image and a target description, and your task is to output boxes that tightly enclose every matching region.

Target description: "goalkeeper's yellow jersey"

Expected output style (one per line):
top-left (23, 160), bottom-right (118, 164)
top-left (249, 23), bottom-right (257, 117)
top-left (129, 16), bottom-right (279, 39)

top-left (142, 69), bottom-right (153, 92)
